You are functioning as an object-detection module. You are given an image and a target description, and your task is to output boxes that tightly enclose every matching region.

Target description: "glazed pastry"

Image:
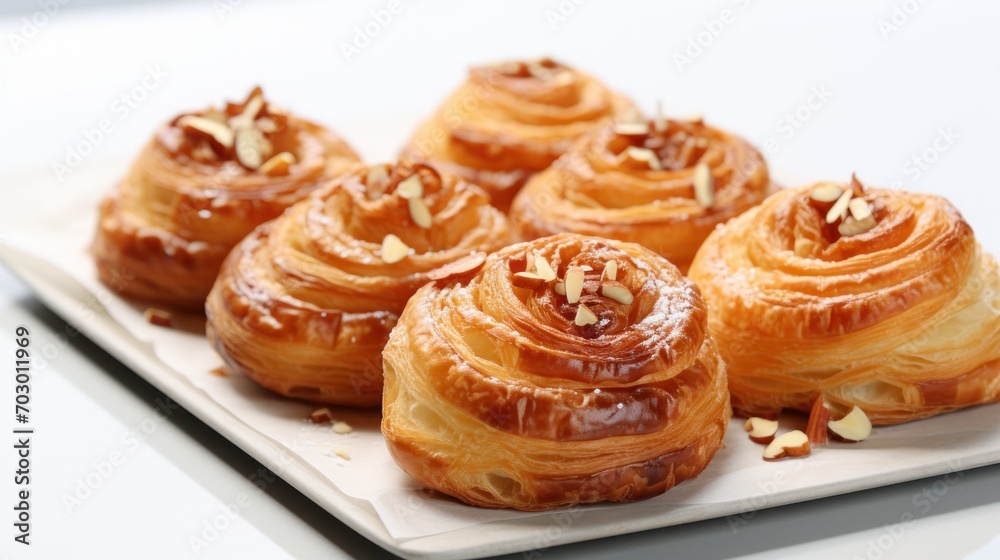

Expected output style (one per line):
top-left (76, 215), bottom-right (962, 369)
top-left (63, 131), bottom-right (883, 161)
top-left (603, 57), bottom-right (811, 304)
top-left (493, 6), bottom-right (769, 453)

top-left (206, 163), bottom-right (514, 407)
top-left (93, 87), bottom-right (360, 310)
top-left (382, 233), bottom-right (730, 510)
top-left (510, 116), bottom-right (772, 272)
top-left (688, 179), bottom-right (1000, 424)
top-left (399, 58), bottom-right (636, 210)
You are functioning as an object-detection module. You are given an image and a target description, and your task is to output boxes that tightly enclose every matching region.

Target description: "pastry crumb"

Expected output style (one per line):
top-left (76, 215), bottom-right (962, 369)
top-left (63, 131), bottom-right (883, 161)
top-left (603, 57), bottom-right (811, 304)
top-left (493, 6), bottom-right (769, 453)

top-left (331, 421), bottom-right (353, 434)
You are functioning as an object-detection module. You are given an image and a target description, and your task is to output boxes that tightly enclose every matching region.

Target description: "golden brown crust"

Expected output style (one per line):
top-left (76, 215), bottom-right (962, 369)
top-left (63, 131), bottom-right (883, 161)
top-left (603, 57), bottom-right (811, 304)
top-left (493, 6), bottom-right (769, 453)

top-left (688, 183), bottom-right (1000, 424)
top-left (93, 89), bottom-right (361, 310)
top-left (399, 58), bottom-right (636, 210)
top-left (382, 233), bottom-right (730, 510)
top-left (510, 117), bottom-right (773, 272)
top-left (206, 163), bottom-right (515, 407)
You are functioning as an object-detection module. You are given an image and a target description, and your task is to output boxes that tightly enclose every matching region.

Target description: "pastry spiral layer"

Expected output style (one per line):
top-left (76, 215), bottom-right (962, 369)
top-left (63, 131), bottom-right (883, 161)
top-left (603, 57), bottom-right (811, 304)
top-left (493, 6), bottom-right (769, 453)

top-left (510, 116), bottom-right (772, 272)
top-left (206, 163), bottom-right (514, 406)
top-left (93, 87), bottom-right (360, 310)
top-left (382, 233), bottom-right (730, 510)
top-left (399, 58), bottom-right (636, 209)
top-left (688, 181), bottom-right (1000, 424)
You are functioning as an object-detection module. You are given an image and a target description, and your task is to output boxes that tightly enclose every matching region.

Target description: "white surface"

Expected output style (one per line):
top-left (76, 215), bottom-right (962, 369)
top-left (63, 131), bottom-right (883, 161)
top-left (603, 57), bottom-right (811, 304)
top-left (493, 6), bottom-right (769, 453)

top-left (2, 1), bottom-right (1000, 559)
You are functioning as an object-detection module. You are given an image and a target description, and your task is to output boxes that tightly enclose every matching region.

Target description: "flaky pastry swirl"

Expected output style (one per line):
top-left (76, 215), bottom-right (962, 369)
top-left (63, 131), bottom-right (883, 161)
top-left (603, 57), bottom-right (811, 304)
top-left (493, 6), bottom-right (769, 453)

top-left (206, 163), bottom-right (514, 406)
top-left (399, 58), bottom-right (636, 209)
top-left (688, 182), bottom-right (1000, 424)
top-left (510, 117), bottom-right (772, 272)
top-left (382, 233), bottom-right (730, 510)
top-left (93, 88), bottom-right (360, 309)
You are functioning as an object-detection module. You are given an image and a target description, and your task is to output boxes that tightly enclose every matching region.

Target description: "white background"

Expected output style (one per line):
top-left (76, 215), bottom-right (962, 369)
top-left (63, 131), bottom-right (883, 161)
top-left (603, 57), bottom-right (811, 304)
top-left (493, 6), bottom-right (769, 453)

top-left (2, 1), bottom-right (1000, 559)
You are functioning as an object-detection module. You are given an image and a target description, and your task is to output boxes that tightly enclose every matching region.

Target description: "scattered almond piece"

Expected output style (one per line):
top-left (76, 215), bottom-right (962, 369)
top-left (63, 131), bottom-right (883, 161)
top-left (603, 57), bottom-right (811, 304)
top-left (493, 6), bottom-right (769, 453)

top-left (601, 281), bottom-right (634, 305)
top-left (810, 183), bottom-right (843, 203)
top-left (259, 151), bottom-right (295, 176)
top-left (408, 197), bottom-right (433, 229)
top-left (380, 234), bottom-right (410, 264)
top-left (396, 175), bottom-right (424, 199)
top-left (177, 115), bottom-right (234, 151)
top-left (848, 198), bottom-right (873, 221)
top-left (744, 417), bottom-right (780, 445)
top-left (614, 122), bottom-right (649, 136)
top-left (838, 216), bottom-right (878, 237)
top-left (565, 266), bottom-right (585, 304)
top-left (534, 254), bottom-right (557, 282)
top-left (331, 421), bottom-right (353, 435)
top-left (620, 146), bottom-right (662, 170)
top-left (512, 271), bottom-right (546, 289)
top-left (693, 162), bottom-right (714, 208)
top-left (310, 407), bottom-right (333, 423)
top-left (826, 188), bottom-right (853, 224)
top-left (554, 282), bottom-right (566, 295)
top-left (805, 397), bottom-right (831, 445)
top-left (574, 304), bottom-right (599, 326)
top-left (234, 126), bottom-right (271, 169)
top-left (332, 447), bottom-right (351, 460)
top-left (763, 430), bottom-right (811, 461)
top-left (828, 406), bottom-right (872, 443)
top-left (603, 260), bottom-right (618, 282)
top-left (143, 308), bottom-right (173, 328)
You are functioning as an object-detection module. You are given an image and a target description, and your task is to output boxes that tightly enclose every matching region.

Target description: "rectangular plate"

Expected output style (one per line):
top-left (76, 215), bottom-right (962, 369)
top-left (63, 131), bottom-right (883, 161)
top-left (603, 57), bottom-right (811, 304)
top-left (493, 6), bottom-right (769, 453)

top-left (3, 163), bottom-right (1000, 560)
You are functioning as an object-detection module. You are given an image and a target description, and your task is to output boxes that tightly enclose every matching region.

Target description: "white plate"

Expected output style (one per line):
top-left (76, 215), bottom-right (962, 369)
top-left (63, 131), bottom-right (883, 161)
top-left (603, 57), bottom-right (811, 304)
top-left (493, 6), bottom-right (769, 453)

top-left (3, 162), bottom-right (1000, 560)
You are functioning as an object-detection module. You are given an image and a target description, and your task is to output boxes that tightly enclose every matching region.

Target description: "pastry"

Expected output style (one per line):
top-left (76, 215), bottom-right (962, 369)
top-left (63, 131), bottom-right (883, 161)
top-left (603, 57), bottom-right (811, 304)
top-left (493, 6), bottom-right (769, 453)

top-left (688, 178), bottom-right (1000, 424)
top-left (399, 58), bottom-right (636, 210)
top-left (93, 87), bottom-right (360, 310)
top-left (382, 233), bottom-right (730, 510)
top-left (510, 115), bottom-right (772, 272)
top-left (206, 162), bottom-right (514, 406)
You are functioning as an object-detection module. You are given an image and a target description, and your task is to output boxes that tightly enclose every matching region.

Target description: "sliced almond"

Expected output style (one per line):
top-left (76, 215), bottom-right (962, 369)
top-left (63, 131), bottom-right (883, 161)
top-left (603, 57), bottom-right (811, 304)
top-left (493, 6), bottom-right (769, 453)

top-left (177, 115), bottom-right (234, 151)
top-left (565, 266), bottom-right (585, 304)
top-left (525, 249), bottom-right (536, 274)
top-left (534, 254), bottom-right (557, 282)
top-left (763, 430), bottom-right (811, 461)
top-left (614, 122), bottom-right (649, 136)
top-left (332, 447), bottom-right (351, 460)
top-left (230, 92), bottom-right (265, 130)
top-left (255, 117), bottom-right (278, 133)
top-left (838, 215), bottom-right (877, 237)
top-left (848, 198), bottom-right (873, 221)
top-left (310, 407), bottom-right (333, 423)
top-left (408, 197), bottom-right (433, 229)
top-left (620, 146), bottom-right (662, 170)
top-left (366, 166), bottom-right (390, 199)
top-left (380, 234), bottom-right (410, 264)
top-left (554, 282), bottom-right (566, 295)
top-left (603, 260), bottom-right (618, 282)
top-left (574, 304), bottom-right (599, 326)
top-left (331, 421), bottom-right (353, 435)
top-left (396, 174), bottom-right (424, 199)
top-left (693, 162), bottom-right (714, 208)
top-left (234, 125), bottom-right (272, 169)
top-left (143, 308), bottom-right (173, 328)
top-left (828, 406), bottom-right (872, 443)
top-left (805, 396), bottom-right (831, 445)
top-left (826, 188), bottom-right (853, 224)
top-left (744, 417), bottom-right (780, 445)
top-left (580, 265), bottom-right (593, 272)
top-left (512, 271), bottom-right (546, 289)
top-left (810, 183), bottom-right (843, 203)
top-left (601, 281), bottom-right (634, 305)
top-left (202, 110), bottom-right (227, 124)
top-left (259, 151), bottom-right (295, 176)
